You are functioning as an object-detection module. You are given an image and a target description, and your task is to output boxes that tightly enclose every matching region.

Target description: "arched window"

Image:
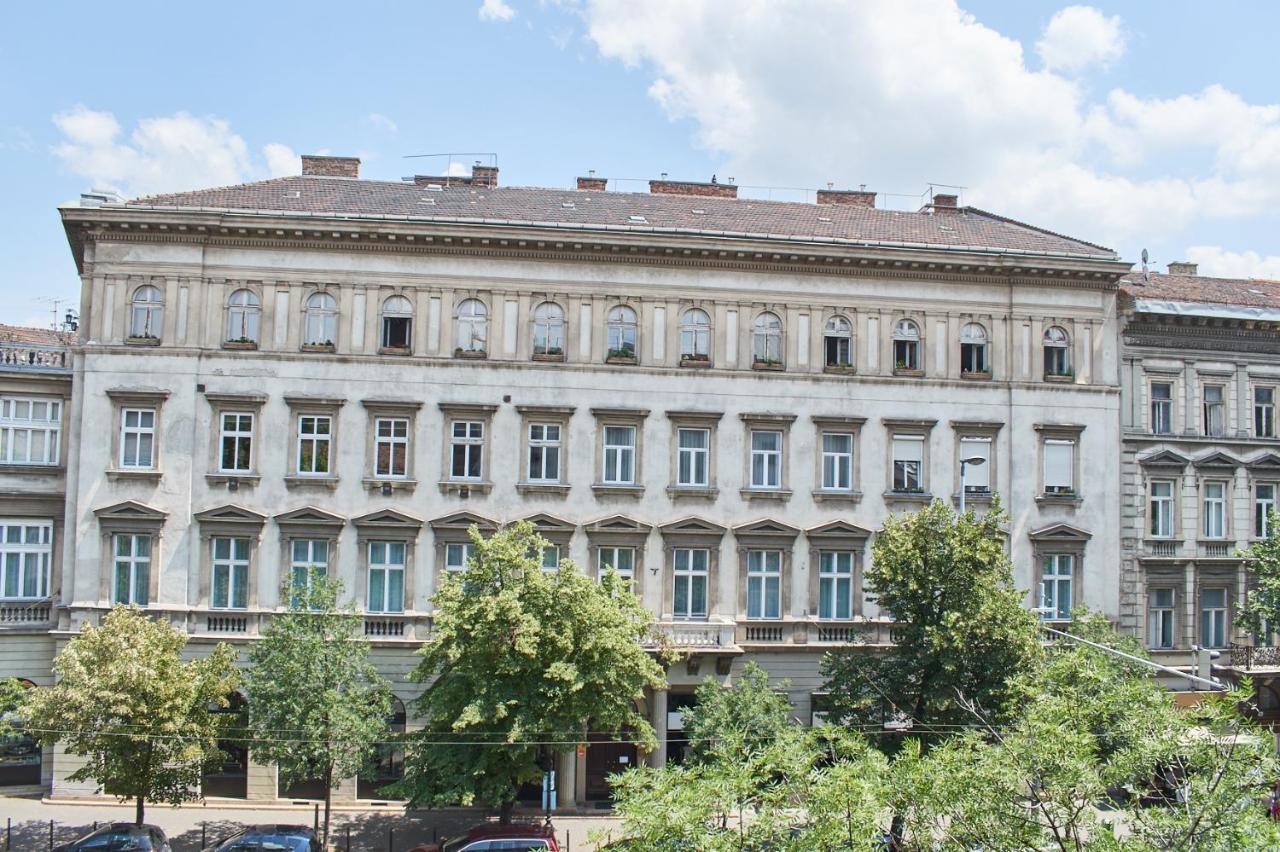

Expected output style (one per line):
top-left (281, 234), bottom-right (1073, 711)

top-left (606, 305), bottom-right (638, 361)
top-left (1043, 326), bottom-right (1071, 377)
top-left (752, 312), bottom-right (783, 366)
top-left (679, 308), bottom-right (711, 362)
top-left (960, 322), bottom-right (989, 375)
top-left (303, 292), bottom-right (337, 346)
top-left (225, 289), bottom-right (261, 344)
top-left (380, 295), bottom-right (413, 351)
top-left (129, 285), bottom-right (163, 339)
top-left (893, 319), bottom-right (920, 372)
top-left (454, 299), bottom-right (488, 355)
top-left (824, 315), bottom-right (853, 369)
top-left (532, 301), bottom-right (566, 358)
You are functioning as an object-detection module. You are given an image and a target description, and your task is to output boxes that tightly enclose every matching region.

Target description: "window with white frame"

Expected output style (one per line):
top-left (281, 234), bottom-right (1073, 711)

top-left (1257, 483), bottom-right (1276, 538)
top-left (0, 397), bottom-right (60, 465)
top-left (113, 533), bottom-right (151, 606)
top-left (1039, 553), bottom-right (1074, 620)
top-left (532, 301), bottom-right (566, 357)
top-left (527, 423), bottom-right (561, 483)
top-left (296, 415), bottom-right (331, 475)
top-left (455, 299), bottom-right (488, 354)
top-left (750, 431), bottom-right (782, 489)
top-left (303, 292), bottom-right (338, 346)
top-left (1148, 588), bottom-right (1175, 649)
top-left (818, 551), bottom-right (854, 620)
top-left (225, 288), bottom-right (261, 343)
top-left (602, 426), bottom-right (636, 485)
top-left (746, 550), bottom-right (782, 620)
top-left (1150, 382), bottom-right (1173, 435)
top-left (892, 435), bottom-right (924, 492)
top-left (539, 545), bottom-right (560, 573)
top-left (1043, 326), bottom-right (1071, 377)
top-left (1043, 439), bottom-right (1075, 495)
top-left (959, 436), bottom-right (991, 493)
top-left (679, 308), bottom-right (711, 360)
top-left (673, 548), bottom-right (709, 620)
top-left (374, 417), bottom-right (409, 478)
top-left (752, 312), bottom-right (783, 365)
top-left (444, 542), bottom-right (475, 573)
top-left (893, 319), bottom-right (921, 371)
top-left (1150, 480), bottom-right (1175, 537)
top-left (597, 546), bottom-right (635, 591)
top-left (1203, 482), bottom-right (1227, 538)
top-left (380, 295), bottom-right (413, 350)
top-left (449, 421), bottom-right (484, 480)
top-left (0, 521), bottom-right (51, 600)
top-left (824, 316), bottom-right (853, 368)
top-left (606, 305), bottom-right (638, 359)
top-left (1200, 587), bottom-right (1228, 648)
top-left (821, 432), bottom-right (854, 491)
top-left (367, 541), bottom-right (405, 613)
top-left (120, 408), bottom-right (156, 469)
top-left (677, 428), bottom-right (709, 487)
top-left (129, 285), bottom-right (163, 339)
top-left (1203, 385), bottom-right (1225, 437)
top-left (218, 412), bottom-right (253, 473)
top-left (211, 536), bottom-right (249, 610)
top-left (289, 539), bottom-right (328, 605)
top-left (959, 323), bottom-right (989, 374)
top-left (1256, 387), bottom-right (1276, 438)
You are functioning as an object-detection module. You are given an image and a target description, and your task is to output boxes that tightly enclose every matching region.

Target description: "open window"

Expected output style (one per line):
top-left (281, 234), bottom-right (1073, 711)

top-left (380, 296), bottom-right (413, 352)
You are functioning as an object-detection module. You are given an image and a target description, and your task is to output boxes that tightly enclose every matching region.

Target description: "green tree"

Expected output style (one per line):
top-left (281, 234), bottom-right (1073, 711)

top-left (399, 521), bottom-right (667, 822)
top-left (246, 575), bottom-right (391, 844)
top-left (25, 606), bottom-right (239, 825)
top-left (0, 676), bottom-right (27, 739)
top-left (821, 499), bottom-right (1042, 752)
top-left (1238, 507), bottom-right (1280, 638)
top-left (683, 663), bottom-right (793, 767)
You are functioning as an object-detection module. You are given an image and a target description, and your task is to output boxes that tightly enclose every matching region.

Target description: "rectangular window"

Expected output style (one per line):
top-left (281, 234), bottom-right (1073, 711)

top-left (1150, 382), bottom-right (1173, 435)
top-left (1203, 385), bottom-right (1225, 437)
top-left (602, 425), bottom-right (636, 485)
top-left (444, 542), bottom-right (475, 573)
top-left (677, 428), bottom-right (709, 487)
top-left (1257, 484), bottom-right (1276, 538)
top-left (959, 437), bottom-right (991, 493)
top-left (1256, 387), bottom-right (1276, 438)
top-left (450, 421), bottom-right (484, 480)
top-left (821, 432), bottom-right (854, 491)
top-left (892, 435), bottom-right (924, 492)
top-left (296, 415), bottom-right (331, 475)
top-left (1039, 553), bottom-right (1074, 620)
top-left (211, 536), bottom-right (249, 610)
top-left (0, 521), bottom-right (52, 600)
top-left (113, 533), bottom-right (150, 606)
top-left (374, 417), bottom-right (409, 478)
top-left (539, 545), bottom-right (560, 573)
top-left (218, 412), bottom-right (253, 473)
top-left (1200, 587), bottom-right (1228, 648)
top-left (1148, 588), bottom-right (1175, 649)
top-left (120, 408), bottom-right (156, 469)
top-left (290, 539), bottom-right (328, 606)
top-left (1043, 439), bottom-right (1075, 495)
top-left (527, 423), bottom-right (561, 483)
top-left (367, 541), bottom-right (405, 613)
top-left (672, 548), bottom-right (708, 620)
top-left (818, 551), bottom-right (854, 620)
top-left (0, 397), bottom-right (61, 465)
top-left (750, 430), bottom-right (782, 489)
top-left (597, 546), bottom-right (635, 591)
top-left (1150, 480), bottom-right (1175, 538)
top-left (1203, 482), bottom-right (1226, 539)
top-left (746, 550), bottom-right (782, 620)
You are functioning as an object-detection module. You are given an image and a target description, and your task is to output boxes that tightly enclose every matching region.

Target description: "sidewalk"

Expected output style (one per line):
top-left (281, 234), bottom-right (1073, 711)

top-left (0, 795), bottom-right (626, 851)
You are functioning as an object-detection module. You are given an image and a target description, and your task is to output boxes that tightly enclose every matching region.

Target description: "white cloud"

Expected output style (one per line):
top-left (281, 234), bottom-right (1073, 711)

top-left (479, 0), bottom-right (516, 22)
top-left (51, 106), bottom-right (296, 198)
top-left (367, 113), bottom-right (398, 132)
top-left (1185, 246), bottom-right (1280, 280)
top-left (1036, 5), bottom-right (1125, 72)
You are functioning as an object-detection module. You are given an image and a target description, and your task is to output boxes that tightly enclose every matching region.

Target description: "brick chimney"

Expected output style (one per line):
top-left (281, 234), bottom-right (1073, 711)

top-left (649, 177), bottom-right (738, 199)
top-left (1167, 261), bottom-right (1199, 276)
top-left (816, 189), bottom-right (876, 208)
top-left (471, 164), bottom-right (498, 188)
top-left (577, 175), bottom-right (608, 191)
top-left (301, 155), bottom-right (360, 178)
top-left (931, 193), bottom-right (959, 211)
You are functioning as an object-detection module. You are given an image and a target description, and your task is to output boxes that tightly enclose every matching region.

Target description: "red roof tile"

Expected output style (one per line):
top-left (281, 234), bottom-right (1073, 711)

top-left (1120, 272), bottom-right (1280, 311)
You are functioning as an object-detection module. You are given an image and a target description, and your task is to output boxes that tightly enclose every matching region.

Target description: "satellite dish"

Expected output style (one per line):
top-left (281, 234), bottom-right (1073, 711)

top-left (1141, 248), bottom-right (1149, 268)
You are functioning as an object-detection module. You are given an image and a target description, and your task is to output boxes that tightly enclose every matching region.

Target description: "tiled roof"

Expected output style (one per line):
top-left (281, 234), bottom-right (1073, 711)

top-left (1120, 272), bottom-right (1280, 311)
top-left (121, 177), bottom-right (1118, 259)
top-left (0, 323), bottom-right (72, 347)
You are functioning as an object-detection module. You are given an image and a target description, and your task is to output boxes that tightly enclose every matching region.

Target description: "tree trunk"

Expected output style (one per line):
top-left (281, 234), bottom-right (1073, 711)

top-left (499, 797), bottom-right (514, 824)
top-left (135, 794), bottom-right (145, 827)
top-left (323, 763), bottom-right (333, 847)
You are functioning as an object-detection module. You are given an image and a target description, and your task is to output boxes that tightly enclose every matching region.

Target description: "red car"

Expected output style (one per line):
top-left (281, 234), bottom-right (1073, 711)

top-left (411, 823), bottom-right (560, 852)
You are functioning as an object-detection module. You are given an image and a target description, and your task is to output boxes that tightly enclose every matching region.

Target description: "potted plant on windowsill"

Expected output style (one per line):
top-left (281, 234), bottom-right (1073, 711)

top-left (300, 339), bottom-right (336, 353)
top-left (605, 347), bottom-right (637, 365)
top-left (680, 353), bottom-right (711, 368)
top-left (379, 344), bottom-right (412, 356)
top-left (823, 362), bottom-right (856, 375)
top-left (752, 357), bottom-right (784, 372)
top-left (960, 369), bottom-right (992, 380)
top-left (532, 347), bottom-right (566, 362)
top-left (126, 333), bottom-right (161, 346)
top-left (222, 336), bottom-right (258, 351)
top-left (1044, 368), bottom-right (1075, 382)
top-left (454, 347), bottom-right (487, 359)
top-left (893, 360), bottom-right (922, 376)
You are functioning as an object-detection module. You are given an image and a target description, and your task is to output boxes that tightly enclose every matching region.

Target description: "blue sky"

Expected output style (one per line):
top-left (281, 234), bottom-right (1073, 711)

top-left (5, 1), bottom-right (1280, 327)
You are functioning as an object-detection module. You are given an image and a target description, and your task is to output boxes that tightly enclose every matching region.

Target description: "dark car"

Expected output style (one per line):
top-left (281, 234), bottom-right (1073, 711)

top-left (202, 825), bottom-right (321, 852)
top-left (411, 822), bottom-right (560, 852)
top-left (54, 823), bottom-right (171, 852)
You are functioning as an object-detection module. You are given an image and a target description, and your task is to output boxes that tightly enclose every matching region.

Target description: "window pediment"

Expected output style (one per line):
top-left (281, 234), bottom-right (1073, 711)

top-left (733, 518), bottom-right (801, 540)
top-left (583, 514), bottom-right (653, 536)
top-left (95, 500), bottom-right (167, 534)
top-left (659, 516), bottom-right (727, 541)
top-left (1029, 522), bottom-right (1092, 542)
top-left (193, 504), bottom-right (268, 525)
top-left (806, 520), bottom-right (873, 545)
top-left (274, 506), bottom-right (346, 530)
top-left (353, 508), bottom-right (424, 531)
top-left (1139, 450), bottom-right (1191, 469)
top-left (1192, 450), bottom-right (1243, 469)
top-left (520, 513), bottom-right (575, 534)
top-left (429, 511), bottom-right (499, 533)
top-left (1247, 452), bottom-right (1280, 472)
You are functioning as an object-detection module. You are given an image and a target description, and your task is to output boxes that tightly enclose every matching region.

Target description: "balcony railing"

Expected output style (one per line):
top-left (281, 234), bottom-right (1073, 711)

top-left (1201, 542), bottom-right (1234, 558)
top-left (742, 624), bottom-right (785, 643)
top-left (1229, 644), bottom-right (1280, 670)
top-left (0, 601), bottom-right (53, 625)
top-left (206, 615), bottom-right (249, 634)
top-left (652, 621), bottom-right (736, 649)
top-left (1148, 540), bottom-right (1181, 558)
top-left (0, 342), bottom-right (69, 372)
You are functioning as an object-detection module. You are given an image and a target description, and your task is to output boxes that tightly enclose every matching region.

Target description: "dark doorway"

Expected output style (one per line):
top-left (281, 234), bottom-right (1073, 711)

top-left (666, 693), bottom-right (699, 766)
top-left (357, 697), bottom-right (406, 800)
top-left (203, 692), bottom-right (248, 798)
top-left (584, 735), bottom-right (638, 801)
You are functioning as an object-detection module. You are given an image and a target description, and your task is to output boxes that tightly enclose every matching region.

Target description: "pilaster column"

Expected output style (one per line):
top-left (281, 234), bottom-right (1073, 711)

top-left (650, 687), bottom-right (669, 769)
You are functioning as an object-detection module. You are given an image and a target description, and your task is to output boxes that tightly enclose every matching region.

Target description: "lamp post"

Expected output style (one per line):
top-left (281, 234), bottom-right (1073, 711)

top-left (958, 456), bottom-right (986, 514)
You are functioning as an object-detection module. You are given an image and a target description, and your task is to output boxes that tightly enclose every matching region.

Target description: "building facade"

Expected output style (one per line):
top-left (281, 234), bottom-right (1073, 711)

top-left (19, 157), bottom-right (1129, 804)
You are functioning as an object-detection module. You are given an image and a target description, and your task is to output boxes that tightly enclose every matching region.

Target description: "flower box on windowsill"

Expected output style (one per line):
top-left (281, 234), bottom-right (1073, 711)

top-left (893, 367), bottom-right (923, 377)
top-left (960, 370), bottom-right (992, 381)
top-left (300, 342), bottom-right (336, 354)
top-left (379, 345), bottom-right (411, 357)
top-left (752, 359), bottom-right (784, 372)
top-left (606, 351), bottom-right (638, 366)
top-left (532, 351), bottom-right (566, 362)
top-left (680, 355), bottom-right (711, 368)
top-left (454, 348), bottom-right (487, 359)
top-left (126, 335), bottom-right (161, 347)
top-left (222, 339), bottom-right (258, 351)
top-left (1043, 372), bottom-right (1074, 383)
top-left (823, 364), bottom-right (856, 375)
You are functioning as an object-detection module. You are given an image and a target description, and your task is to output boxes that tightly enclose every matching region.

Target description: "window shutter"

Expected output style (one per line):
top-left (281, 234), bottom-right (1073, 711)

top-left (893, 435), bottom-right (923, 463)
top-left (1044, 440), bottom-right (1074, 489)
top-left (960, 437), bottom-right (991, 489)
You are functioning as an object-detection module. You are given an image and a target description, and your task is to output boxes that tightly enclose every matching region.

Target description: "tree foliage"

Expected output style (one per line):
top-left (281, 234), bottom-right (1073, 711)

top-left (399, 521), bottom-right (667, 820)
top-left (25, 606), bottom-right (239, 824)
top-left (245, 575), bottom-right (391, 843)
top-left (1238, 507), bottom-right (1280, 638)
top-left (821, 499), bottom-right (1042, 750)
top-left (0, 676), bottom-right (27, 740)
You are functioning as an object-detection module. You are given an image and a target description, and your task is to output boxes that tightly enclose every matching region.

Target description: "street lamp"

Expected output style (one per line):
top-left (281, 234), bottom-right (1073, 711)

top-left (958, 456), bottom-right (986, 514)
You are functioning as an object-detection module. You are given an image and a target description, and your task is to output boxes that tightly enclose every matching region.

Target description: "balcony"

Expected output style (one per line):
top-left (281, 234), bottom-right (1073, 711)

top-left (363, 614), bottom-right (428, 640)
top-left (1229, 644), bottom-right (1280, 671)
top-left (652, 621), bottom-right (737, 650)
top-left (1200, 541), bottom-right (1236, 559)
top-left (1145, 540), bottom-right (1182, 558)
top-left (0, 601), bottom-right (53, 626)
top-left (0, 341), bottom-right (70, 373)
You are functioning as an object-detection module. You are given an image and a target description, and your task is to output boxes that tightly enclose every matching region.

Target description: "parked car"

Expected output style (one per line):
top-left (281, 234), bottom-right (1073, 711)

top-left (202, 825), bottom-right (320, 852)
top-left (54, 823), bottom-right (171, 852)
top-left (411, 822), bottom-right (560, 852)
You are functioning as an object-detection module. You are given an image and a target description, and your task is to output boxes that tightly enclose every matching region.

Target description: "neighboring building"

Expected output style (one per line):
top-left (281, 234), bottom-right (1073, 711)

top-left (37, 156), bottom-right (1129, 804)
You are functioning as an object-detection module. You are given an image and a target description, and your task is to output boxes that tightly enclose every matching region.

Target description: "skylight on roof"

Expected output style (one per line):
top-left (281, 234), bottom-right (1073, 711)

top-left (629, 215), bottom-right (647, 223)
top-left (817, 216), bottom-right (832, 223)
top-left (691, 209), bottom-right (706, 215)
top-left (562, 202), bottom-right (576, 209)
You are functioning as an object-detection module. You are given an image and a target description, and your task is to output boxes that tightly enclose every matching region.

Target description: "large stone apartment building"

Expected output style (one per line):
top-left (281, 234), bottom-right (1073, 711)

top-left (7, 156), bottom-right (1133, 804)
